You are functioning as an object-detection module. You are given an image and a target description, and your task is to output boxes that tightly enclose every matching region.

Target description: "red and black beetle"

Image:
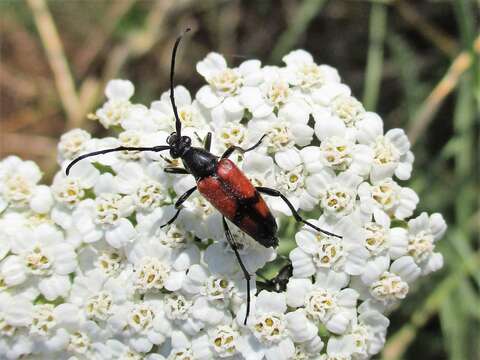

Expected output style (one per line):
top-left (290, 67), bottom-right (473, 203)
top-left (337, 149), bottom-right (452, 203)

top-left (66, 29), bottom-right (340, 324)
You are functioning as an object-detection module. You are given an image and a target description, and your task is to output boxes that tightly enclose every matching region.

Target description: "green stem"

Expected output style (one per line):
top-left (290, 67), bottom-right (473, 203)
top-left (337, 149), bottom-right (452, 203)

top-left (363, 2), bottom-right (387, 111)
top-left (269, 0), bottom-right (328, 63)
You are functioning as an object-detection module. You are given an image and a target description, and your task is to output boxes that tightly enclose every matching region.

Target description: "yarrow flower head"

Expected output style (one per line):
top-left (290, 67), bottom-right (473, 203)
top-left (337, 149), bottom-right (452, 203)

top-left (0, 47), bottom-right (446, 359)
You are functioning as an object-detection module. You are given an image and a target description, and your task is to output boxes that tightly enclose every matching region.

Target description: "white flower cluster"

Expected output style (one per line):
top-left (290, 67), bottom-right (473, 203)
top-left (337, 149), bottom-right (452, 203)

top-left (0, 50), bottom-right (447, 360)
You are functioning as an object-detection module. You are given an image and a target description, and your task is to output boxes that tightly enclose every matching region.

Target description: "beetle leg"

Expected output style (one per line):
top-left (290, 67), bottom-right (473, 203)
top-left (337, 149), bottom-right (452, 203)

top-left (222, 217), bottom-right (251, 326)
top-left (204, 132), bottom-right (212, 152)
top-left (256, 187), bottom-right (342, 238)
top-left (164, 167), bottom-right (190, 174)
top-left (221, 134), bottom-right (267, 159)
top-left (160, 186), bottom-right (197, 228)
top-left (257, 262), bottom-right (292, 292)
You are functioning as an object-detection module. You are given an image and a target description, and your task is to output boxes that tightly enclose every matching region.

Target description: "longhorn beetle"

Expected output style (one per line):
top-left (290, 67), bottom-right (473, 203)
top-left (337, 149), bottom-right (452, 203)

top-left (66, 28), bottom-right (341, 325)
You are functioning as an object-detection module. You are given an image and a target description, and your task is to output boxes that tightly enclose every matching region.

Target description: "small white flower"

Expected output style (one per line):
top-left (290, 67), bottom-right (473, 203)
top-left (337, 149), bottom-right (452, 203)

top-left (370, 271), bottom-right (409, 304)
top-left (0, 331), bottom-right (33, 359)
top-left (0, 292), bottom-right (33, 335)
top-left (248, 99), bottom-right (313, 153)
top-left (158, 223), bottom-right (194, 250)
top-left (358, 177), bottom-right (419, 220)
top-left (342, 211), bottom-right (409, 277)
top-left (100, 338), bottom-right (164, 359)
top-left (167, 330), bottom-right (212, 360)
top-left (5, 223), bottom-right (77, 300)
top-left (73, 195), bottom-right (136, 248)
top-left (314, 116), bottom-right (373, 176)
top-left (357, 113), bottom-right (414, 182)
top-left (114, 162), bottom-right (170, 212)
top-left (321, 334), bottom-right (356, 359)
top-left (0, 293), bottom-right (34, 359)
top-left (94, 194), bottom-right (135, 226)
top-left (272, 147), bottom-right (321, 213)
top-left (282, 50), bottom-right (340, 95)
top-left (196, 53), bottom-right (262, 123)
top-left (330, 94), bottom-right (365, 129)
top-left (347, 301), bottom-right (389, 359)
top-left (406, 212), bottom-right (446, 275)
top-left (182, 264), bottom-right (234, 308)
top-left (241, 151), bottom-right (276, 189)
top-left (306, 169), bottom-right (362, 218)
top-left (57, 128), bottom-right (92, 162)
top-left (30, 303), bottom-right (81, 353)
top-left (240, 66), bottom-right (294, 118)
top-left (67, 328), bottom-right (96, 357)
top-left (153, 86), bottom-right (209, 135)
top-left (51, 162), bottom-right (100, 229)
top-left (236, 291), bottom-right (295, 360)
top-left (179, 192), bottom-right (222, 240)
top-left (0, 156), bottom-right (47, 212)
top-left (75, 240), bottom-right (126, 277)
top-left (52, 175), bottom-right (90, 208)
top-left (291, 216), bottom-right (369, 278)
top-left (287, 269), bottom-right (358, 334)
top-left (1, 254), bottom-right (26, 289)
top-left (120, 103), bottom-right (166, 134)
top-left (69, 269), bottom-right (133, 324)
top-left (292, 338), bottom-right (325, 360)
top-left (109, 298), bottom-right (168, 353)
top-left (162, 293), bottom-right (206, 337)
top-left (312, 86), bottom-right (364, 136)
top-left (353, 256), bottom-right (421, 310)
top-left (207, 324), bottom-right (241, 358)
top-left (118, 130), bottom-right (144, 160)
top-left (215, 121), bottom-right (249, 153)
top-left (30, 304), bottom-right (58, 338)
top-left (362, 216), bottom-right (408, 260)
top-left (198, 54), bottom-right (244, 97)
top-left (126, 238), bottom-right (198, 294)
top-left (96, 79), bottom-right (135, 129)
top-left (164, 293), bottom-right (193, 322)
top-left (0, 212), bottom-right (32, 261)
top-left (291, 225), bottom-right (345, 277)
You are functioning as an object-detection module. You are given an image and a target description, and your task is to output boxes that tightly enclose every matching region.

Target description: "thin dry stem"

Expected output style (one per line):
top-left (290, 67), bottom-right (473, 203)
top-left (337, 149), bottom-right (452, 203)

top-left (407, 35), bottom-right (479, 145)
top-left (27, 0), bottom-right (82, 128)
top-left (396, 0), bottom-right (458, 57)
top-left (86, 0), bottom-right (190, 113)
top-left (75, 0), bottom-right (138, 76)
top-left (125, 0), bottom-right (174, 56)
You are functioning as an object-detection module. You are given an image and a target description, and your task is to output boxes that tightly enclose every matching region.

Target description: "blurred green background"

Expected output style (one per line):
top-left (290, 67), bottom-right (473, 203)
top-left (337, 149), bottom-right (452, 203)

top-left (0, 0), bottom-right (479, 359)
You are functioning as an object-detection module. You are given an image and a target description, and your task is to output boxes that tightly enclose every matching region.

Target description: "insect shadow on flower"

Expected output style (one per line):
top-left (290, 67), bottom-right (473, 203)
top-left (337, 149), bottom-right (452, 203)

top-left (66, 28), bottom-right (341, 325)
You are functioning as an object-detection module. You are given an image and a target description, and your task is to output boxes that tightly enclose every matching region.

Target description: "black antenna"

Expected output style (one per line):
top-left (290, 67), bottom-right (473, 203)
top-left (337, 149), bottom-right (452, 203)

top-left (170, 28), bottom-right (191, 143)
top-left (66, 145), bottom-right (170, 176)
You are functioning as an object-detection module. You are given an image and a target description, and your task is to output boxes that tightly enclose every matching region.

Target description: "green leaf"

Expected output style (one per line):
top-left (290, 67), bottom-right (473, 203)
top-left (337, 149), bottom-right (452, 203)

top-left (391, 219), bottom-right (408, 228)
top-left (34, 295), bottom-right (64, 306)
top-left (92, 162), bottom-right (116, 175)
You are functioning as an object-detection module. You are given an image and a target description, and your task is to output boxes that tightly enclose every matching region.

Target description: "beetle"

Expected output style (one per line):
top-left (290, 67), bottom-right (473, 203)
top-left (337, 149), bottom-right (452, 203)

top-left (66, 28), bottom-right (340, 325)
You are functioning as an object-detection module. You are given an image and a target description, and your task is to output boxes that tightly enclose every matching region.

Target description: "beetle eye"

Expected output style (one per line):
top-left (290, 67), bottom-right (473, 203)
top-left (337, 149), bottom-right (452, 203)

top-left (181, 136), bottom-right (191, 146)
top-left (167, 133), bottom-right (177, 145)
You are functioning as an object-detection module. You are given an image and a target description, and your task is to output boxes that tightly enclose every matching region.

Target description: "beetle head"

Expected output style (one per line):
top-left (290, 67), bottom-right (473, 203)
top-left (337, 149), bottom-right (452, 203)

top-left (167, 133), bottom-right (191, 158)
